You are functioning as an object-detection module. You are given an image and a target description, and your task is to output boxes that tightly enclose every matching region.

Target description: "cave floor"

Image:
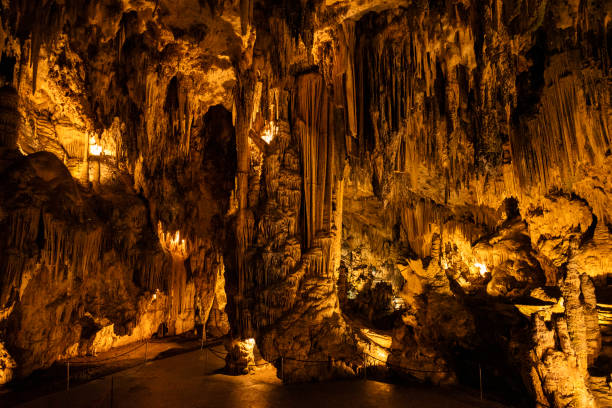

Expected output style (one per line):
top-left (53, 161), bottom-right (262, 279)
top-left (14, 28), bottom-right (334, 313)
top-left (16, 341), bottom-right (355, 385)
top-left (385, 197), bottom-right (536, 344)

top-left (11, 344), bottom-right (508, 408)
top-left (0, 335), bottom-right (206, 407)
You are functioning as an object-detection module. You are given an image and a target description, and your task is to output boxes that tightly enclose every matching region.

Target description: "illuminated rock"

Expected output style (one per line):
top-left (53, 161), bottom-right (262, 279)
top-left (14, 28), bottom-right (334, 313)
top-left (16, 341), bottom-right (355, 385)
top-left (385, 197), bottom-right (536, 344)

top-left (0, 342), bottom-right (16, 385)
top-left (225, 338), bottom-right (256, 375)
top-left (0, 2), bottom-right (608, 407)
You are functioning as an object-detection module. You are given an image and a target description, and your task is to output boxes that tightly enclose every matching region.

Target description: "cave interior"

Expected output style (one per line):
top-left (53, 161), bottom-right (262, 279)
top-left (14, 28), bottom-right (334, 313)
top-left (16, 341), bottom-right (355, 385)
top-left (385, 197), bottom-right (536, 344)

top-left (0, 0), bottom-right (610, 407)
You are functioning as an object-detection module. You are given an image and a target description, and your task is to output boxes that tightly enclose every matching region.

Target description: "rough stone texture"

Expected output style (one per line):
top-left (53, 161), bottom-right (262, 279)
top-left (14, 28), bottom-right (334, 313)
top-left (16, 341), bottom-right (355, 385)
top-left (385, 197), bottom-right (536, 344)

top-left (0, 1), bottom-right (609, 407)
top-left (0, 342), bottom-right (15, 384)
top-left (0, 145), bottom-right (232, 377)
top-left (530, 312), bottom-right (597, 408)
top-left (224, 338), bottom-right (256, 375)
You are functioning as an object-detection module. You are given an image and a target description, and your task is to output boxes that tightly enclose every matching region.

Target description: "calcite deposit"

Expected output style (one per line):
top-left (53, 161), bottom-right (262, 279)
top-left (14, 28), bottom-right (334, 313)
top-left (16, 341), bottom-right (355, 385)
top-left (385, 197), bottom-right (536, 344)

top-left (0, 1), bottom-right (610, 407)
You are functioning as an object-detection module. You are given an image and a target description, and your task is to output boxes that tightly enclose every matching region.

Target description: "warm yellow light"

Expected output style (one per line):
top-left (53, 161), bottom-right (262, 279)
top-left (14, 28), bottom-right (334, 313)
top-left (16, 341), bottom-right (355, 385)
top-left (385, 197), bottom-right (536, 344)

top-left (376, 348), bottom-right (389, 361)
top-left (474, 262), bottom-right (487, 276)
top-left (158, 222), bottom-right (187, 258)
top-left (261, 122), bottom-right (278, 144)
top-left (241, 338), bottom-right (256, 353)
top-left (89, 136), bottom-right (103, 156)
top-left (89, 136), bottom-right (113, 156)
top-left (261, 130), bottom-right (273, 144)
top-left (365, 347), bottom-right (389, 366)
top-left (169, 231), bottom-right (184, 247)
top-left (392, 296), bottom-right (405, 310)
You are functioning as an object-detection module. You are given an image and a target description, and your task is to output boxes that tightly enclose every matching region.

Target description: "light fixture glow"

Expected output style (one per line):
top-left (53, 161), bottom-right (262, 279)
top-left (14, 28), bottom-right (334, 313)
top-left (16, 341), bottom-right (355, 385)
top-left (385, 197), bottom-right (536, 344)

top-left (89, 136), bottom-right (114, 156)
top-left (241, 338), bottom-right (256, 353)
top-left (474, 262), bottom-right (487, 276)
top-left (392, 296), bottom-right (405, 310)
top-left (158, 222), bottom-right (187, 258)
top-left (89, 136), bottom-right (103, 156)
top-left (260, 122), bottom-right (278, 144)
top-left (261, 130), bottom-right (273, 144)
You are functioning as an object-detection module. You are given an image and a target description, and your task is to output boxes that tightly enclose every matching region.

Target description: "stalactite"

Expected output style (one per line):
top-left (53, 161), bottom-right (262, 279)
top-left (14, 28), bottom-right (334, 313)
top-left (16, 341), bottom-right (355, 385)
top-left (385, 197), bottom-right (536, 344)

top-left (0, 211), bottom-right (38, 305)
top-left (41, 213), bottom-right (103, 280)
top-left (396, 197), bottom-right (445, 259)
top-left (1, 205), bottom-right (106, 306)
top-left (352, 10), bottom-right (505, 200)
top-left (0, 253), bottom-right (26, 306)
top-left (511, 56), bottom-right (610, 191)
top-left (131, 251), bottom-right (168, 292)
top-left (164, 76), bottom-right (194, 156)
top-left (7, 208), bottom-right (40, 251)
top-left (256, 264), bottom-right (301, 328)
top-left (168, 257), bottom-right (187, 324)
top-left (232, 73), bottom-right (256, 337)
top-left (10, 0), bottom-right (80, 93)
top-left (239, 0), bottom-right (253, 35)
top-left (293, 73), bottom-right (337, 250)
top-left (340, 21), bottom-right (357, 140)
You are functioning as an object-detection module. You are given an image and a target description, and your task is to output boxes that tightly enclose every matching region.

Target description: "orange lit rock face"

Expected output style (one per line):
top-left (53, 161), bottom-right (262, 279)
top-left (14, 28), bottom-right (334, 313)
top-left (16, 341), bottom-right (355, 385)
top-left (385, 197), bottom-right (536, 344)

top-left (0, 1), bottom-right (610, 407)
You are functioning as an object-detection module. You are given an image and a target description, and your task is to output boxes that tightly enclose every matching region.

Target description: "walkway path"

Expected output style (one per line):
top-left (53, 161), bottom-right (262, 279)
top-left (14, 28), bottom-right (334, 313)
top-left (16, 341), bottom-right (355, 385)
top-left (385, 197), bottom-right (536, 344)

top-left (0, 335), bottom-right (206, 407)
top-left (14, 344), bottom-right (507, 408)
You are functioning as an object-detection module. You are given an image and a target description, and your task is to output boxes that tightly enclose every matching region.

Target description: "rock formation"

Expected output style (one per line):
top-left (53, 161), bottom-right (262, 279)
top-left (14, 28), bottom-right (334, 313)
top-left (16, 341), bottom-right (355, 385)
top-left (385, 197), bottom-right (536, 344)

top-left (0, 0), bottom-right (609, 407)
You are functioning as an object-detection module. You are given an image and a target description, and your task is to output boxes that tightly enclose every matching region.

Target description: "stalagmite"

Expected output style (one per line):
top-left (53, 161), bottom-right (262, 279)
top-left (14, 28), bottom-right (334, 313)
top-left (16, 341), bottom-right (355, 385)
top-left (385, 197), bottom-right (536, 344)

top-left (0, 2), bottom-right (610, 407)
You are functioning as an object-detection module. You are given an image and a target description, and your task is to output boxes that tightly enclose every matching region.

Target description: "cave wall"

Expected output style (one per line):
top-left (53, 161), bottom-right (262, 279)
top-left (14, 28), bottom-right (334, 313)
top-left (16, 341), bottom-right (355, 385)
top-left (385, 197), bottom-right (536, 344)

top-left (0, 0), bottom-right (609, 406)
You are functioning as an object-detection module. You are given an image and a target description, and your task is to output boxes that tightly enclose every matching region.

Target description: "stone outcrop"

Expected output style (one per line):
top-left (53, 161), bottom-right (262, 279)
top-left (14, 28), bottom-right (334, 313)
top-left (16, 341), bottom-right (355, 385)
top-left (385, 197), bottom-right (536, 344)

top-left (0, 2), bottom-right (609, 407)
top-left (529, 312), bottom-right (597, 408)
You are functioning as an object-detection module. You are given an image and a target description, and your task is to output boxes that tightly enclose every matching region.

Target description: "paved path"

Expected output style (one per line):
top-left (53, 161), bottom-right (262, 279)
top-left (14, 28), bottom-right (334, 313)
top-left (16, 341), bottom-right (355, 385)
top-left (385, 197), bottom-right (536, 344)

top-left (0, 336), bottom-right (206, 407)
top-left (14, 344), bottom-right (507, 408)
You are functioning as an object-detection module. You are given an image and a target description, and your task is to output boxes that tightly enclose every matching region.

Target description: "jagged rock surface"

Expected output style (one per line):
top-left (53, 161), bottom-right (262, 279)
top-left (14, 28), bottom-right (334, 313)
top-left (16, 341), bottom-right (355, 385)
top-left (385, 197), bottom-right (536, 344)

top-left (0, 2), bottom-right (609, 407)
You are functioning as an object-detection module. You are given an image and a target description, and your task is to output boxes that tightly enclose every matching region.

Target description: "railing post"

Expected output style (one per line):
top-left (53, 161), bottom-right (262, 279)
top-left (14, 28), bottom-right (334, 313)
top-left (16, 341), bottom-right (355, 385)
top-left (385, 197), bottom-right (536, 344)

top-left (363, 352), bottom-right (367, 380)
top-left (280, 357), bottom-right (284, 382)
top-left (479, 363), bottom-right (483, 400)
top-left (66, 361), bottom-right (70, 391)
top-left (144, 340), bottom-right (148, 363)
